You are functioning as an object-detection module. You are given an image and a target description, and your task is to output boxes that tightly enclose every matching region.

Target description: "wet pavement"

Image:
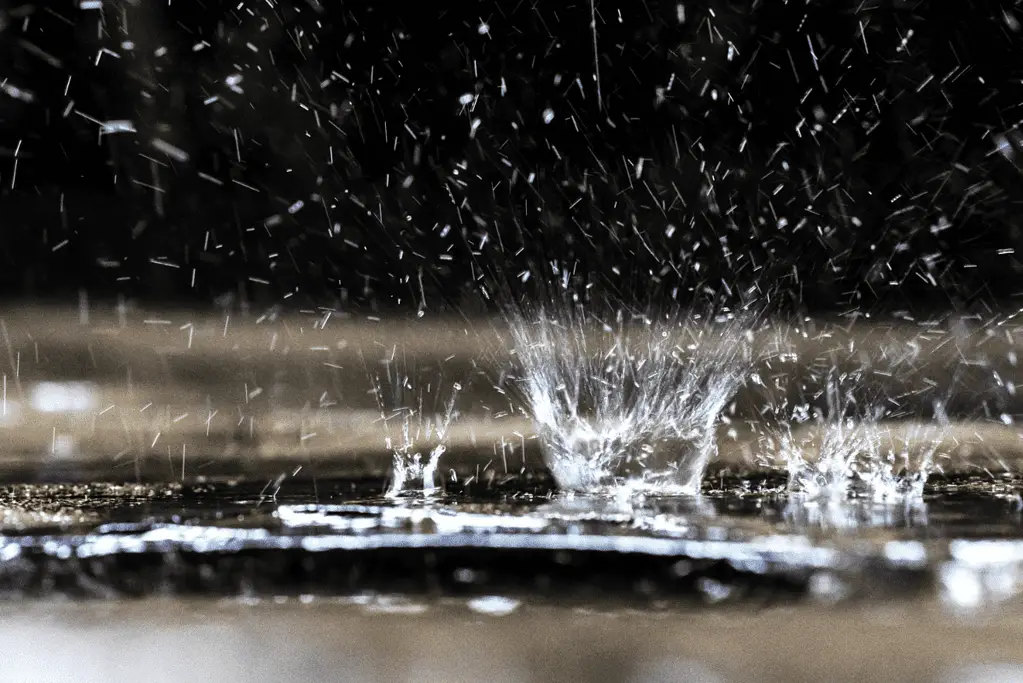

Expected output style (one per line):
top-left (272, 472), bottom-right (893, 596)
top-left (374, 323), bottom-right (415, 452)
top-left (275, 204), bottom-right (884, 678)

top-left (0, 474), bottom-right (1019, 608)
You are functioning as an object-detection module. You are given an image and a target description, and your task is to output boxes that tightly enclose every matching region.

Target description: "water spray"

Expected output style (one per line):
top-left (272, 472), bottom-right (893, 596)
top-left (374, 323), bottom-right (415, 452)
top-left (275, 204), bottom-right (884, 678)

top-left (362, 348), bottom-right (463, 498)
top-left (507, 302), bottom-right (756, 495)
top-left (764, 364), bottom-right (951, 503)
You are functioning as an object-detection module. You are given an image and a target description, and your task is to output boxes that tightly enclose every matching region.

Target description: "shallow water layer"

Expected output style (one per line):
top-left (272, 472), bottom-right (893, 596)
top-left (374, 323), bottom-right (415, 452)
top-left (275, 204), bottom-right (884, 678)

top-left (1, 473), bottom-right (1021, 611)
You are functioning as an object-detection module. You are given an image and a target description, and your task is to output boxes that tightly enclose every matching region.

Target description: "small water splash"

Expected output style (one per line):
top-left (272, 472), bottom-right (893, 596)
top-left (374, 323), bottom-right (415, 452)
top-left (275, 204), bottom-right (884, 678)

top-left (508, 303), bottom-right (755, 494)
top-left (782, 420), bottom-right (875, 501)
top-left (760, 369), bottom-right (872, 500)
top-left (384, 386), bottom-right (461, 497)
top-left (771, 370), bottom-right (949, 503)
top-left (859, 418), bottom-right (948, 502)
top-left (362, 347), bottom-right (463, 498)
top-left (388, 443), bottom-right (448, 497)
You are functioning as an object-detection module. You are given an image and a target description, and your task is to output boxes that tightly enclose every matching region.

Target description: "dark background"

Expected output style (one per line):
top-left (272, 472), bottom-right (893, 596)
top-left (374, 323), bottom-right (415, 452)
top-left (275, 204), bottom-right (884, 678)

top-left (1, 0), bottom-right (1022, 316)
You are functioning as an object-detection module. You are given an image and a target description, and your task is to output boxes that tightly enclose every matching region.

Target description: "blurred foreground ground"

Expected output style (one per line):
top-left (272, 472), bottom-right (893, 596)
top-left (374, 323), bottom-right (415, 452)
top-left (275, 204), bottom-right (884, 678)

top-left (2, 598), bottom-right (1022, 683)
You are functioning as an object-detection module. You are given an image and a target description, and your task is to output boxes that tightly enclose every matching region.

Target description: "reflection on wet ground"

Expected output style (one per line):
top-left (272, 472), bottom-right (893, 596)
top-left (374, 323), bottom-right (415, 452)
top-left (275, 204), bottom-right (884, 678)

top-left (1, 471), bottom-right (1022, 681)
top-left (0, 473), bottom-right (1021, 612)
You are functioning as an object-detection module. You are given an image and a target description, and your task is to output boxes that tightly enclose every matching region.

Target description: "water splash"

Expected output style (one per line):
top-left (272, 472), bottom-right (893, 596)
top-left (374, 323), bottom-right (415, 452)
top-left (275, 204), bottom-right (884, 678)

top-left (772, 371), bottom-right (949, 503)
top-left (363, 348), bottom-right (463, 498)
top-left (859, 417), bottom-right (948, 502)
top-left (384, 386), bottom-right (461, 497)
top-left (507, 304), bottom-right (754, 494)
top-left (388, 443), bottom-right (448, 498)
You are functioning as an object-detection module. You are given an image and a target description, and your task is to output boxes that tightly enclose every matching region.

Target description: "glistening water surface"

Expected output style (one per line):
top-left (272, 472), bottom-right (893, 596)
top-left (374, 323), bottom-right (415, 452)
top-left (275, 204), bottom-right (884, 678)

top-left (2, 472), bottom-right (1021, 613)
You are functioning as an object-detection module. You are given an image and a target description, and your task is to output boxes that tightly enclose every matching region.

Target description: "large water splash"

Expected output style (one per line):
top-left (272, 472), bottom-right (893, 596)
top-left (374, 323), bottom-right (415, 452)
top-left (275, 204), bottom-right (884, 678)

top-left (507, 304), bottom-right (755, 494)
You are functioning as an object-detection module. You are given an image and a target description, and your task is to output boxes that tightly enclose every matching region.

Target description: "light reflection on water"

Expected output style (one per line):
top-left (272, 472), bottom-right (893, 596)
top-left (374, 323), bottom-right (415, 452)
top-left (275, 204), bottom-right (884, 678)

top-left (0, 476), bottom-right (1020, 610)
top-left (781, 494), bottom-right (929, 530)
top-left (30, 382), bottom-right (98, 414)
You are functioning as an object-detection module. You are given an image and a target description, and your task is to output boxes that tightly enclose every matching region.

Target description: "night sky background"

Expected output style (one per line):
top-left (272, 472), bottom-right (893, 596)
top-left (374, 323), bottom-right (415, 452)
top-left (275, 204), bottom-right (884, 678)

top-left (2, 0), bottom-right (1023, 317)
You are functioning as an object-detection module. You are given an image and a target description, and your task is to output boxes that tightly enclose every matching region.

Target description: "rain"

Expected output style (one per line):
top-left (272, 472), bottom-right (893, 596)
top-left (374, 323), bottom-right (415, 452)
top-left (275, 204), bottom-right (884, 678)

top-left (1, 1), bottom-right (1023, 681)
